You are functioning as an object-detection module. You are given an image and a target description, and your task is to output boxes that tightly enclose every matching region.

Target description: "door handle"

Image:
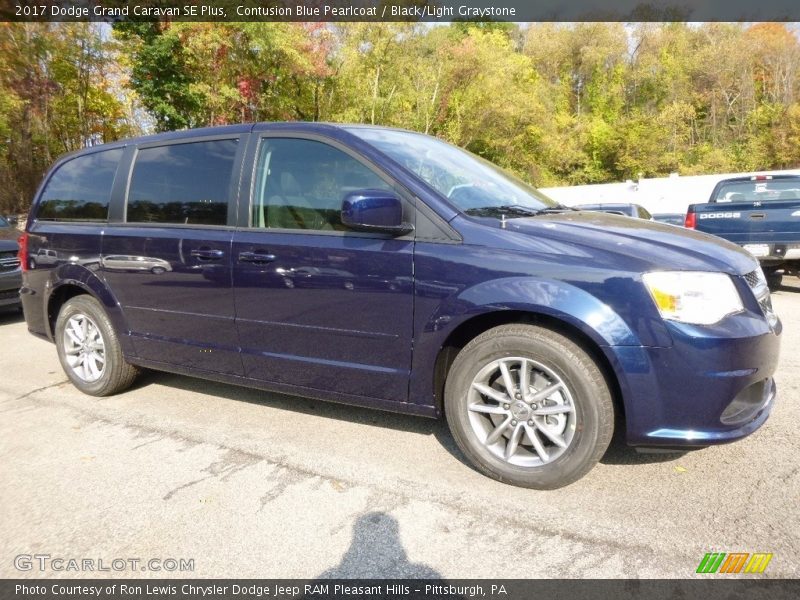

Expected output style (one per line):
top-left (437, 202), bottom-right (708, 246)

top-left (190, 248), bottom-right (225, 260)
top-left (238, 251), bottom-right (276, 264)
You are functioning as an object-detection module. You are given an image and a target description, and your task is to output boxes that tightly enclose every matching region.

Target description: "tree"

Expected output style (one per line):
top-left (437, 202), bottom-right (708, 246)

top-left (113, 22), bottom-right (333, 129)
top-left (0, 23), bottom-right (134, 214)
top-left (5, 21), bottom-right (800, 215)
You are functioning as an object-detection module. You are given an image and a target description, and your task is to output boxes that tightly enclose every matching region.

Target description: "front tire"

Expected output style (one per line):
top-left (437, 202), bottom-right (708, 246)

top-left (55, 294), bottom-right (139, 396)
top-left (444, 324), bottom-right (614, 489)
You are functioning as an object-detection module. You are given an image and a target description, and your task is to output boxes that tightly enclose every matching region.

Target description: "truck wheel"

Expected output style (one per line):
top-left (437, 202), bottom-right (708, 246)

top-left (444, 324), bottom-right (614, 489)
top-left (55, 295), bottom-right (139, 396)
top-left (764, 269), bottom-right (783, 290)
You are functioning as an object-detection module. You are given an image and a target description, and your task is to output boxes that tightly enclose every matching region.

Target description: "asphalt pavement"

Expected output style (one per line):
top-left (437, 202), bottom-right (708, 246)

top-left (1, 280), bottom-right (798, 579)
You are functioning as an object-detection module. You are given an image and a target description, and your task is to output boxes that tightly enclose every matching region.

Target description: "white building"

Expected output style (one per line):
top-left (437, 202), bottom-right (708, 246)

top-left (541, 169), bottom-right (800, 215)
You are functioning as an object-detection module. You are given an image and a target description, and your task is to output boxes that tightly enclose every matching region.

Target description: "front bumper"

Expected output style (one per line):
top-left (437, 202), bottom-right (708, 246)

top-left (608, 309), bottom-right (781, 448)
top-left (0, 268), bottom-right (22, 307)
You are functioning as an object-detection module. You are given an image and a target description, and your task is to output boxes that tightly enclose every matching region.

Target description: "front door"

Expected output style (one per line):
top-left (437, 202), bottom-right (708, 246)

top-left (232, 136), bottom-right (414, 402)
top-left (102, 136), bottom-right (245, 375)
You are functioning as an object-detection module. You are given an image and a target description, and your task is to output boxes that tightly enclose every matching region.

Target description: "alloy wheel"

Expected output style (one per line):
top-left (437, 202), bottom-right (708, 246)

top-left (62, 313), bottom-right (106, 383)
top-left (467, 357), bottom-right (577, 467)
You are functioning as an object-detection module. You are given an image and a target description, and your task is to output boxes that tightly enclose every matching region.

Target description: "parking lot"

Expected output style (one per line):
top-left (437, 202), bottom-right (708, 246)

top-left (1, 281), bottom-right (798, 579)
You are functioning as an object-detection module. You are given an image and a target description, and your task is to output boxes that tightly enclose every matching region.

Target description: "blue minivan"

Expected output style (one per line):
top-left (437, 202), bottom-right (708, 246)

top-left (19, 123), bottom-right (781, 488)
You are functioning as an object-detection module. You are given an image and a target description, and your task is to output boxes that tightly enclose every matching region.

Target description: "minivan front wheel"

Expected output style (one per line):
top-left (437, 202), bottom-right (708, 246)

top-left (445, 324), bottom-right (614, 489)
top-left (55, 295), bottom-right (139, 396)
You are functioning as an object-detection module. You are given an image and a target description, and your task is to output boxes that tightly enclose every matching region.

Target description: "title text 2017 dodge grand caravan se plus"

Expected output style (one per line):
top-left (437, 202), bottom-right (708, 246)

top-left (20, 123), bottom-right (781, 488)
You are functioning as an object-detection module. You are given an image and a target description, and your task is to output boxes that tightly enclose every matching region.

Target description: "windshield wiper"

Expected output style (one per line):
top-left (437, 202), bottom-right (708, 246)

top-left (465, 204), bottom-right (575, 218)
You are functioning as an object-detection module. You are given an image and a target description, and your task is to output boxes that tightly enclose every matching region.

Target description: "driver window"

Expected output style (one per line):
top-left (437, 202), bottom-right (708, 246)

top-left (252, 138), bottom-right (392, 231)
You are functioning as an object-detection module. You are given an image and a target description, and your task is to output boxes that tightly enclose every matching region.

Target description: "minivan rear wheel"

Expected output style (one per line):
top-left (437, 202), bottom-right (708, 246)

top-left (444, 324), bottom-right (614, 489)
top-left (55, 295), bottom-right (139, 396)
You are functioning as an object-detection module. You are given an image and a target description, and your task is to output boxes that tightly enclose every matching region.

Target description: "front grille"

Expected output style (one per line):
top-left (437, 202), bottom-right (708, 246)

top-left (0, 251), bottom-right (20, 272)
top-left (743, 268), bottom-right (777, 328)
top-left (758, 295), bottom-right (774, 315)
top-left (0, 289), bottom-right (18, 300)
top-left (743, 269), bottom-right (761, 288)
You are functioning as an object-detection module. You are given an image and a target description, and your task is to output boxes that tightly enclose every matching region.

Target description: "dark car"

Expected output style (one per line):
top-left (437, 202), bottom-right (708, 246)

top-left (652, 213), bottom-right (686, 227)
top-left (20, 124), bottom-right (781, 489)
top-left (0, 215), bottom-right (22, 309)
top-left (574, 203), bottom-right (653, 219)
top-left (687, 174), bottom-right (800, 288)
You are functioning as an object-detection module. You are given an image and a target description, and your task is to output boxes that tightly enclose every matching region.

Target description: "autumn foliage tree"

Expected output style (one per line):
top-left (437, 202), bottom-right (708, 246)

top-left (0, 23), bottom-right (135, 213)
top-left (3, 21), bottom-right (800, 214)
top-left (113, 22), bottom-right (333, 129)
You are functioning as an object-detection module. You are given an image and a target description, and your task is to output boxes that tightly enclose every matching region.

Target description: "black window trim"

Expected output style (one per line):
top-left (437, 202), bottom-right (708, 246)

top-left (121, 133), bottom-right (248, 229)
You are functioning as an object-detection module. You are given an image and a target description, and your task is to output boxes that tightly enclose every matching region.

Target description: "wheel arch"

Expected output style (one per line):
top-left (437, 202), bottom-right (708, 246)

top-left (45, 266), bottom-right (133, 356)
top-left (47, 282), bottom-right (93, 338)
top-left (432, 310), bottom-right (626, 429)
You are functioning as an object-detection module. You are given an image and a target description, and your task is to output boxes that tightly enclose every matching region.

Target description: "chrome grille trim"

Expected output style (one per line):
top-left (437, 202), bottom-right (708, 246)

top-left (742, 268), bottom-right (777, 329)
top-left (743, 269), bottom-right (761, 289)
top-left (0, 256), bottom-right (20, 271)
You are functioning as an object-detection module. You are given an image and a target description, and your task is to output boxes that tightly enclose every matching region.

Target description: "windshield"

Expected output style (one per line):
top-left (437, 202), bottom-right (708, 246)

top-left (348, 128), bottom-right (558, 216)
top-left (713, 178), bottom-right (800, 202)
top-left (0, 216), bottom-right (8, 227)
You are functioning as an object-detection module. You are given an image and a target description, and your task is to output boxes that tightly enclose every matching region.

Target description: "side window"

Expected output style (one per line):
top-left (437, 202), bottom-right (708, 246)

top-left (37, 149), bottom-right (122, 222)
top-left (253, 138), bottom-right (392, 231)
top-left (127, 139), bottom-right (239, 226)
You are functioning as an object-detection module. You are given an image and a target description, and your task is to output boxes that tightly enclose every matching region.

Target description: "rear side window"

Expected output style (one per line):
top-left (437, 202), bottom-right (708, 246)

top-left (37, 149), bottom-right (123, 222)
top-left (127, 139), bottom-right (239, 226)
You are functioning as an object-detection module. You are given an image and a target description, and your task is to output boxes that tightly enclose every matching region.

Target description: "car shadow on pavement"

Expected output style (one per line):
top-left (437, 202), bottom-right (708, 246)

top-left (311, 512), bottom-right (444, 579)
top-left (600, 432), bottom-right (689, 465)
top-left (134, 370), bottom-right (475, 469)
top-left (773, 280), bottom-right (800, 294)
top-left (135, 371), bottom-right (689, 472)
top-left (0, 307), bottom-right (23, 326)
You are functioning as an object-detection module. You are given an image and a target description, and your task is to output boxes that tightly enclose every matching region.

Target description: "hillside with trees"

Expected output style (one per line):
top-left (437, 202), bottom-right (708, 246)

top-left (2, 21), bottom-right (800, 213)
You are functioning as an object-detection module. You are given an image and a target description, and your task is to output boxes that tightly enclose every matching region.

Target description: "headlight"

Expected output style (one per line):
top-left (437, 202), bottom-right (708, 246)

top-left (642, 271), bottom-right (744, 325)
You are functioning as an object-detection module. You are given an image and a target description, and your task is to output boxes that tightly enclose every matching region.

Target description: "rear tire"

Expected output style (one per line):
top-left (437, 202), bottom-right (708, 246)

top-left (55, 294), bottom-right (139, 396)
top-left (444, 324), bottom-right (614, 489)
top-left (766, 272), bottom-right (783, 290)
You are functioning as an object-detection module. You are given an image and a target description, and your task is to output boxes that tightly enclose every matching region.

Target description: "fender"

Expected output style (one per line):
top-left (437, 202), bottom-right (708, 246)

top-left (408, 276), bottom-right (662, 413)
top-left (432, 276), bottom-right (642, 347)
top-left (45, 263), bottom-right (136, 357)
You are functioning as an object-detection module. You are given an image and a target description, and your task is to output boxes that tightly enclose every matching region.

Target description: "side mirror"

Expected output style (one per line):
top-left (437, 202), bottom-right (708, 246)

top-left (341, 190), bottom-right (413, 236)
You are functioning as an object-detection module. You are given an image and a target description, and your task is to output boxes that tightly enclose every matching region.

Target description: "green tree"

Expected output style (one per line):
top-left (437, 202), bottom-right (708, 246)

top-left (0, 23), bottom-right (133, 214)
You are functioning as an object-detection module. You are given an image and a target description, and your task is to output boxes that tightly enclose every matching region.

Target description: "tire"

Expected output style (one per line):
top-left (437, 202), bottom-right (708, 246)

top-left (766, 272), bottom-right (783, 290)
top-left (55, 294), bottom-right (139, 396)
top-left (444, 324), bottom-right (614, 489)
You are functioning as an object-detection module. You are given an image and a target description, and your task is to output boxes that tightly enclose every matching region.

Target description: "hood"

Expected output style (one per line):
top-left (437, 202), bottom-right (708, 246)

top-left (0, 226), bottom-right (19, 242)
top-left (499, 211), bottom-right (758, 275)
